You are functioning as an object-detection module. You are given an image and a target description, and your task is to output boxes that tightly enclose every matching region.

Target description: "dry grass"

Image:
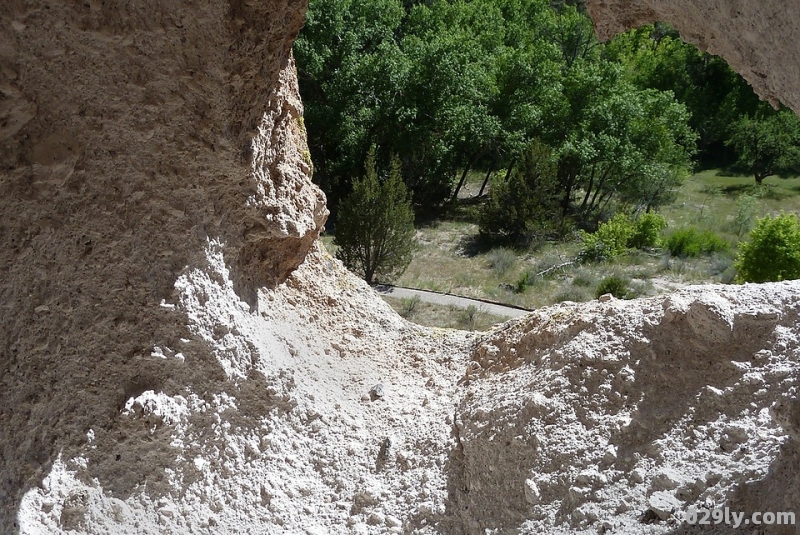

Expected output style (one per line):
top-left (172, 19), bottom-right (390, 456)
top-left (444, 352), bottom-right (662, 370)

top-left (381, 296), bottom-right (507, 332)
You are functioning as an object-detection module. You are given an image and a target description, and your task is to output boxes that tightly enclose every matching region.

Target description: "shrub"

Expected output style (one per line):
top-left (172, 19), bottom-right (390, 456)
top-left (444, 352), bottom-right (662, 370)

top-left (665, 227), bottom-right (729, 258)
top-left (625, 279), bottom-right (652, 299)
top-left (581, 212), bottom-right (669, 261)
top-left (735, 214), bottom-right (800, 283)
top-left (707, 252), bottom-right (735, 277)
top-left (571, 271), bottom-right (596, 288)
top-left (580, 213), bottom-right (636, 262)
top-left (515, 269), bottom-right (535, 293)
top-left (733, 194), bottom-right (758, 237)
top-left (487, 248), bottom-right (517, 275)
top-left (629, 212), bottom-right (667, 249)
top-left (595, 276), bottom-right (630, 299)
top-left (399, 295), bottom-right (421, 318)
top-left (459, 304), bottom-right (479, 331)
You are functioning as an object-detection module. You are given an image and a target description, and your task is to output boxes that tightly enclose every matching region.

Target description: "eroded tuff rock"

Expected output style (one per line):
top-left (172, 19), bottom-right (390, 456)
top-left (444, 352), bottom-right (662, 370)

top-left (454, 284), bottom-right (800, 534)
top-left (586, 0), bottom-right (800, 114)
top-left (0, 0), bottom-right (325, 531)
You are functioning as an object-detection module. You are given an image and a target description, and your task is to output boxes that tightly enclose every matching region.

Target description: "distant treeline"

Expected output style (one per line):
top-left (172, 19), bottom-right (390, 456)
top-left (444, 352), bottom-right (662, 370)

top-left (295, 0), bottom-right (798, 223)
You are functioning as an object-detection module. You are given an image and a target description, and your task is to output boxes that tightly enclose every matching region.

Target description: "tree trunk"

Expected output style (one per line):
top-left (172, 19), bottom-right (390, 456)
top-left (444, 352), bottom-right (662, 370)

top-left (477, 158), bottom-right (496, 197)
top-left (503, 159), bottom-right (517, 183)
top-left (451, 150), bottom-right (485, 202)
top-left (580, 165), bottom-right (596, 212)
top-left (560, 172), bottom-right (575, 218)
top-left (451, 165), bottom-right (471, 202)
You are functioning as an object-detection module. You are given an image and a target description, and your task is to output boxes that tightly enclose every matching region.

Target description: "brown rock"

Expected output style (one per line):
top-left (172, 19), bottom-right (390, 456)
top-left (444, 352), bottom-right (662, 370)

top-left (0, 0), bottom-right (323, 528)
top-left (586, 0), bottom-right (800, 114)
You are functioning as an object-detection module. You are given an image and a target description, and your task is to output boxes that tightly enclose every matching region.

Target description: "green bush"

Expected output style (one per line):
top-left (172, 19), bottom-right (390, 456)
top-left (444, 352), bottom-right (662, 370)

top-left (735, 214), bottom-right (800, 283)
top-left (665, 227), bottom-right (730, 258)
top-left (580, 212), bottom-right (669, 262)
top-left (629, 212), bottom-right (667, 249)
top-left (580, 213), bottom-right (636, 262)
top-left (479, 140), bottom-right (560, 244)
top-left (595, 276), bottom-right (630, 299)
top-left (515, 270), bottom-right (535, 293)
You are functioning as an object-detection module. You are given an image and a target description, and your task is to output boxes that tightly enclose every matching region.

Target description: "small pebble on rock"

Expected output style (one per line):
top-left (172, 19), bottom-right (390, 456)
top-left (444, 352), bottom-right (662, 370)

top-left (370, 384), bottom-right (385, 401)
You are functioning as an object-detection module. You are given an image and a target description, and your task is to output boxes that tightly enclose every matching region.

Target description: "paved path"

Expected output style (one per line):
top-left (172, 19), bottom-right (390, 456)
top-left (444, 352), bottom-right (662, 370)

top-left (374, 284), bottom-right (530, 319)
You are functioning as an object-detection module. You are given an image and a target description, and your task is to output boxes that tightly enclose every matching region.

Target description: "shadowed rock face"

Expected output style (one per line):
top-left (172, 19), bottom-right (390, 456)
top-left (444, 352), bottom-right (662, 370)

top-left (586, 0), bottom-right (800, 114)
top-left (0, 0), bottom-right (324, 530)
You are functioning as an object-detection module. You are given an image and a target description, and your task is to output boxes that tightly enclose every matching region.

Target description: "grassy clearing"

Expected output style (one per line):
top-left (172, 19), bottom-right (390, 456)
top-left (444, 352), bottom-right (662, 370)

top-left (661, 170), bottom-right (800, 240)
top-left (399, 170), bottom-right (800, 310)
top-left (321, 169), bottom-right (800, 329)
top-left (381, 295), bottom-right (506, 332)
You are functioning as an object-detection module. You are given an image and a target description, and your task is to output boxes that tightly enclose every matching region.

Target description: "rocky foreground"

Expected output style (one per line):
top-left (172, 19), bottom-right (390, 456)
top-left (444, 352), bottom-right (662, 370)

top-left (16, 243), bottom-right (800, 533)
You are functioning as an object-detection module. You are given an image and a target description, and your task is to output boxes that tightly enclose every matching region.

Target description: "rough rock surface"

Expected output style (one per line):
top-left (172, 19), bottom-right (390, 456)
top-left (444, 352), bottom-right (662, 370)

top-left (586, 0), bottom-right (800, 114)
top-left (454, 284), bottom-right (800, 533)
top-left (0, 0), bottom-right (325, 531)
top-left (3, 0), bottom-right (800, 534)
top-left (16, 242), bottom-right (473, 534)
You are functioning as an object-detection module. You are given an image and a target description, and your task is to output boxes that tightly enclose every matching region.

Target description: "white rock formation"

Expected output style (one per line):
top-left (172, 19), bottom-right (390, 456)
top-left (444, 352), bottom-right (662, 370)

top-left (2, 0), bottom-right (800, 534)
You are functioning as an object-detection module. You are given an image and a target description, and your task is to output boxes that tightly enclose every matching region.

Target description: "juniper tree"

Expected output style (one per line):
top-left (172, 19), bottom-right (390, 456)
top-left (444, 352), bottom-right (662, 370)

top-left (334, 147), bottom-right (416, 284)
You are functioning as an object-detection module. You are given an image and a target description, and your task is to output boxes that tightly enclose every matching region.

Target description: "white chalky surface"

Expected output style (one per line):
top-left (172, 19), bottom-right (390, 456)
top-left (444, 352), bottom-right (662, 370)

top-left (17, 242), bottom-right (800, 534)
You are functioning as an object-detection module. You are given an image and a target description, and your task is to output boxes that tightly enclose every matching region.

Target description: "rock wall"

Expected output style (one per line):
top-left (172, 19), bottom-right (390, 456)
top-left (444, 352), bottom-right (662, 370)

top-left (2, 0), bottom-right (800, 534)
top-left (586, 0), bottom-right (800, 113)
top-left (0, 0), bottom-right (325, 531)
top-left (453, 283), bottom-right (800, 534)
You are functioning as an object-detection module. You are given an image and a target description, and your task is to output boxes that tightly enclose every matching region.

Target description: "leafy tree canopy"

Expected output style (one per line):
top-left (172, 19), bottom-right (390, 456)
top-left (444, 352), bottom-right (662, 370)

top-left (296, 0), bottom-right (698, 223)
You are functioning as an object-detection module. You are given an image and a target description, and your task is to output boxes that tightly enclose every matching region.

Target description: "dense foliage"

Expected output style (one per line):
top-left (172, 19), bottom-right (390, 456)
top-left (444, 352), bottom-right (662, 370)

top-left (579, 212), bottom-right (667, 261)
top-left (333, 148), bottom-right (416, 284)
top-left (579, 213), bottom-right (637, 261)
top-left (665, 227), bottom-right (730, 258)
top-left (727, 110), bottom-right (800, 184)
top-left (479, 139), bottom-right (560, 244)
top-left (629, 212), bottom-right (667, 249)
top-left (296, 0), bottom-right (696, 220)
top-left (298, 0), bottom-right (800, 294)
top-left (595, 275), bottom-right (630, 299)
top-left (736, 214), bottom-right (800, 283)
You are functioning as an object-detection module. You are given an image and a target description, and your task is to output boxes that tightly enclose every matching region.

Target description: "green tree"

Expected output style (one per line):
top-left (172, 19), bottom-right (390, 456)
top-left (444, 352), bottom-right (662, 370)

top-left (727, 109), bottom-right (800, 184)
top-left (605, 24), bottom-right (762, 168)
top-left (549, 60), bottom-right (695, 220)
top-left (295, 0), bottom-right (410, 211)
top-left (334, 148), bottom-right (416, 284)
top-left (736, 214), bottom-right (800, 283)
top-left (297, 0), bottom-right (697, 223)
top-left (479, 139), bottom-right (560, 243)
